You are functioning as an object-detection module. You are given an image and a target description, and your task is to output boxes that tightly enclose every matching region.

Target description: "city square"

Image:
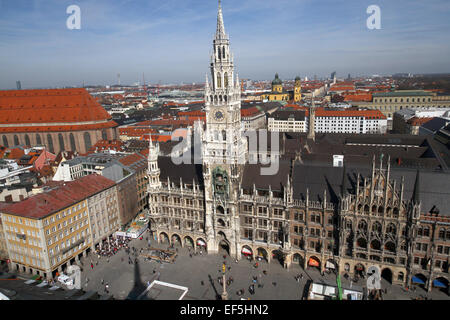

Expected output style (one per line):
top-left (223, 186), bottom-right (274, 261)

top-left (74, 231), bottom-right (449, 300)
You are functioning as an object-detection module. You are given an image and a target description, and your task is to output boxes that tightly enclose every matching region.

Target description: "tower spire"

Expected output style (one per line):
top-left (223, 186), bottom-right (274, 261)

top-left (216, 0), bottom-right (226, 39)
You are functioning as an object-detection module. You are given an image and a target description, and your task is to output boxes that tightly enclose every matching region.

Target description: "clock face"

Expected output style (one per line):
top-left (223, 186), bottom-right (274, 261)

top-left (214, 110), bottom-right (224, 121)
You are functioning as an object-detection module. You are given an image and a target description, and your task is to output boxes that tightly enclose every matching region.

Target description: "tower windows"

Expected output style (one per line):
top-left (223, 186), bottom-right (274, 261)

top-left (222, 46), bottom-right (226, 59)
top-left (224, 72), bottom-right (228, 87)
top-left (217, 73), bottom-right (222, 88)
top-left (218, 47), bottom-right (221, 60)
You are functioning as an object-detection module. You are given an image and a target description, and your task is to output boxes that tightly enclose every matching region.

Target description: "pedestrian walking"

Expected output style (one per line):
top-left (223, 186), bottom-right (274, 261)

top-left (90, 263), bottom-right (93, 269)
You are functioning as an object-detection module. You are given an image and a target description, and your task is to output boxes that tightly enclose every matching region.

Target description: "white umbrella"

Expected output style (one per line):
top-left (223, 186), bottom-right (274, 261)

top-left (197, 239), bottom-right (206, 246)
top-left (241, 247), bottom-right (252, 255)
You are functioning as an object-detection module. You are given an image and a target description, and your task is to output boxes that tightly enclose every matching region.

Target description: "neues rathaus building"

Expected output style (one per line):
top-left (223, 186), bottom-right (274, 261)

top-left (147, 1), bottom-right (450, 292)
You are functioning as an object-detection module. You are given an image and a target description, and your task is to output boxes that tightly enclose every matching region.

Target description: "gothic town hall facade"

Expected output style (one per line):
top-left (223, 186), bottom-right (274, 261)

top-left (147, 1), bottom-right (450, 292)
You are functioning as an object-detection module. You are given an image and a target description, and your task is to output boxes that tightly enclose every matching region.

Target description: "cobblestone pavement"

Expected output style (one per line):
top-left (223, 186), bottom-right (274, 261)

top-left (8, 230), bottom-right (450, 300)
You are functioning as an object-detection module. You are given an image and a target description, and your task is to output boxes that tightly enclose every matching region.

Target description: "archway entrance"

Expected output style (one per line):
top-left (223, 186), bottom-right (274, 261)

top-left (184, 236), bottom-right (194, 249)
top-left (196, 238), bottom-right (207, 252)
top-left (325, 259), bottom-right (337, 274)
top-left (292, 253), bottom-right (304, 269)
top-left (256, 248), bottom-right (268, 262)
top-left (171, 234), bottom-right (182, 247)
top-left (218, 240), bottom-right (230, 255)
top-left (433, 277), bottom-right (449, 295)
top-left (381, 268), bottom-right (392, 284)
top-left (159, 232), bottom-right (169, 244)
top-left (272, 250), bottom-right (285, 266)
top-left (354, 263), bottom-right (365, 277)
top-left (412, 273), bottom-right (427, 289)
top-left (241, 245), bottom-right (253, 259)
top-left (307, 256), bottom-right (321, 271)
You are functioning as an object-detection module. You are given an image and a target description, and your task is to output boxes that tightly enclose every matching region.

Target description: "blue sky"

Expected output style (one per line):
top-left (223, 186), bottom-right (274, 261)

top-left (1, 0), bottom-right (450, 89)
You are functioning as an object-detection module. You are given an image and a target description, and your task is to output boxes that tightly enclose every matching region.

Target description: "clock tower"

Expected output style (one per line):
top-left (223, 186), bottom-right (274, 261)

top-left (202, 0), bottom-right (247, 257)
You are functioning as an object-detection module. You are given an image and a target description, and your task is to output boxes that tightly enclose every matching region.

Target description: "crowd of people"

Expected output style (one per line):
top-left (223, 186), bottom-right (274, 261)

top-left (95, 236), bottom-right (132, 258)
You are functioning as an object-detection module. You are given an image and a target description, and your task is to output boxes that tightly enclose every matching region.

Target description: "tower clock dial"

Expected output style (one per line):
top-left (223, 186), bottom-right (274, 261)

top-left (214, 110), bottom-right (225, 121)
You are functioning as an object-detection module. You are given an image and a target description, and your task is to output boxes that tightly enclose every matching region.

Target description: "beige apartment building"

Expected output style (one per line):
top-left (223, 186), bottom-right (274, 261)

top-left (0, 174), bottom-right (118, 280)
top-left (356, 90), bottom-right (450, 118)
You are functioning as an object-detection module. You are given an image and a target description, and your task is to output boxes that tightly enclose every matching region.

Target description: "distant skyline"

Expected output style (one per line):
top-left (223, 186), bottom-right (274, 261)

top-left (1, 0), bottom-right (450, 89)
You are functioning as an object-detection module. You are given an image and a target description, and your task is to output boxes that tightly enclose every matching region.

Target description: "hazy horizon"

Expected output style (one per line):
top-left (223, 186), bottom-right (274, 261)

top-left (1, 0), bottom-right (450, 89)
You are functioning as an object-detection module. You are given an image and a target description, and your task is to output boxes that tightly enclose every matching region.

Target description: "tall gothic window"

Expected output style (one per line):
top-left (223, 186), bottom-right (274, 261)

top-left (24, 134), bottom-right (31, 146)
top-left (69, 133), bottom-right (76, 151)
top-left (2, 135), bottom-right (8, 148)
top-left (36, 134), bottom-right (42, 145)
top-left (102, 129), bottom-right (108, 140)
top-left (224, 72), bottom-right (228, 87)
top-left (47, 134), bottom-right (54, 153)
top-left (84, 132), bottom-right (92, 151)
top-left (222, 46), bottom-right (225, 59)
top-left (13, 135), bottom-right (19, 146)
top-left (58, 133), bottom-right (65, 151)
top-left (218, 47), bottom-right (221, 60)
top-left (217, 73), bottom-right (222, 88)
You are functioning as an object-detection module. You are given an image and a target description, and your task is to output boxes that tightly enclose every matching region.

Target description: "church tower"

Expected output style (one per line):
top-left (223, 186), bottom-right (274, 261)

top-left (294, 76), bottom-right (302, 102)
top-left (202, 0), bottom-right (247, 257)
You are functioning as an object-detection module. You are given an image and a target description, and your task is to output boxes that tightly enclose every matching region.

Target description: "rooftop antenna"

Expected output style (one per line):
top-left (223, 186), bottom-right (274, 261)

top-left (117, 73), bottom-right (121, 86)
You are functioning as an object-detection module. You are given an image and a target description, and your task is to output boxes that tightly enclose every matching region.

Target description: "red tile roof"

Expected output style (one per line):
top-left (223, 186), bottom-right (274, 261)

top-left (0, 174), bottom-right (116, 219)
top-left (0, 88), bottom-right (118, 132)
top-left (344, 94), bottom-right (373, 102)
top-left (407, 117), bottom-right (433, 126)
top-left (118, 153), bottom-right (147, 171)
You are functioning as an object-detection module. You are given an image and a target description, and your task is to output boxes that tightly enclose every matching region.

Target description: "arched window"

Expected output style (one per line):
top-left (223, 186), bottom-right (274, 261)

top-left (384, 241), bottom-right (396, 253)
top-left (222, 46), bottom-right (225, 59)
top-left (102, 129), bottom-right (107, 141)
top-left (69, 133), bottom-right (76, 151)
top-left (224, 72), bottom-right (228, 87)
top-left (58, 133), bottom-right (65, 152)
top-left (2, 135), bottom-right (8, 148)
top-left (358, 220), bottom-right (368, 232)
top-left (370, 239), bottom-right (381, 250)
top-left (36, 134), bottom-right (42, 145)
top-left (217, 47), bottom-right (221, 60)
top-left (13, 135), bottom-right (19, 146)
top-left (372, 222), bottom-right (382, 233)
top-left (386, 223), bottom-right (396, 236)
top-left (357, 238), bottom-right (367, 249)
top-left (216, 73), bottom-right (222, 88)
top-left (47, 134), bottom-right (54, 153)
top-left (83, 132), bottom-right (92, 151)
top-left (24, 134), bottom-right (31, 146)
top-left (216, 206), bottom-right (225, 214)
top-left (393, 208), bottom-right (399, 217)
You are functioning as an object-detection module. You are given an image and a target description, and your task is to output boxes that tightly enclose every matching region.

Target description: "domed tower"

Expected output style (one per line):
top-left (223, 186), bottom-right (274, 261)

top-left (294, 76), bottom-right (302, 102)
top-left (272, 73), bottom-right (283, 93)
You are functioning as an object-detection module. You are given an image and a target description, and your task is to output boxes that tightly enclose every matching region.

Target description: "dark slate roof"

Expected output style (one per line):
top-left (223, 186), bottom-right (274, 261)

top-left (241, 159), bottom-right (291, 191)
top-left (421, 117), bottom-right (449, 134)
top-left (292, 162), bottom-right (450, 216)
top-left (270, 109), bottom-right (305, 121)
top-left (158, 156), bottom-right (204, 186)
